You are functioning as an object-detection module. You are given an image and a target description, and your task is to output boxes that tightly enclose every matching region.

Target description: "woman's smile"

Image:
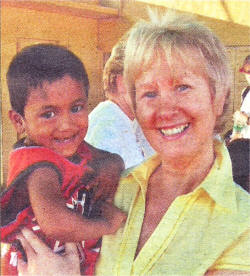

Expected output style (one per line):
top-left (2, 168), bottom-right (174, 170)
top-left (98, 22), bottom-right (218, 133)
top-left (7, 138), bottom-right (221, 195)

top-left (158, 123), bottom-right (190, 138)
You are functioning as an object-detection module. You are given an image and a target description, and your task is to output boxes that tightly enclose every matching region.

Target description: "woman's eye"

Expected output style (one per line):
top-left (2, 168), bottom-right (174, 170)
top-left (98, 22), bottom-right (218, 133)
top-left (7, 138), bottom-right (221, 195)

top-left (144, 91), bottom-right (157, 98)
top-left (71, 105), bottom-right (83, 113)
top-left (176, 85), bottom-right (190, 92)
top-left (41, 111), bottom-right (55, 119)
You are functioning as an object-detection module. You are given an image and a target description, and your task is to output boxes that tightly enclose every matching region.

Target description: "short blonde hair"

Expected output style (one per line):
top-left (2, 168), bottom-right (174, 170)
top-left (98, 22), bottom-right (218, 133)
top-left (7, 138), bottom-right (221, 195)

top-left (124, 10), bottom-right (231, 133)
top-left (103, 35), bottom-right (127, 96)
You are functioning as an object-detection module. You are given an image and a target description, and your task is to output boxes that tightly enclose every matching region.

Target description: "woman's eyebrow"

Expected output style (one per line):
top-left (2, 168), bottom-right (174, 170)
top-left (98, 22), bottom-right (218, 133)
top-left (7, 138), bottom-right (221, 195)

top-left (136, 82), bottom-right (156, 89)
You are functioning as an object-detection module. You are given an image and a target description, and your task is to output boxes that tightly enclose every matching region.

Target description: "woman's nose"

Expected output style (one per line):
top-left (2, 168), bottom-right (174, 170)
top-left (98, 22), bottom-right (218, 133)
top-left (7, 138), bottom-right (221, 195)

top-left (158, 91), bottom-right (177, 118)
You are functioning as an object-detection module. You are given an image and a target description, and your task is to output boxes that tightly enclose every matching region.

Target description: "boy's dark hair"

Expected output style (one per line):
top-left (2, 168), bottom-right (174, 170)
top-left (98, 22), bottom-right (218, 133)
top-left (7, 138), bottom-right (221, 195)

top-left (7, 44), bottom-right (89, 116)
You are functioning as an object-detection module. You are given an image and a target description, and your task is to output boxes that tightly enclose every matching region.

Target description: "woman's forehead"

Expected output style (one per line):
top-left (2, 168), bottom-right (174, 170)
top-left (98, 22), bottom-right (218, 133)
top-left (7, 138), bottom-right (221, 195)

top-left (136, 48), bottom-right (207, 82)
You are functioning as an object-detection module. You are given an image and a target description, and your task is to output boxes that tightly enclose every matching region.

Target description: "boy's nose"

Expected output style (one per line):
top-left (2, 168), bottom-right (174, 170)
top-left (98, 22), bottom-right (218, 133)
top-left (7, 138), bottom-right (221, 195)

top-left (58, 114), bottom-right (73, 130)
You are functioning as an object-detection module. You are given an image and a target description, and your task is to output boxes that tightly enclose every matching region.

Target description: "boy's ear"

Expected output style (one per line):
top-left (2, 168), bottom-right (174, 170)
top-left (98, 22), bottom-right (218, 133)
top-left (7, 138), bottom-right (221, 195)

top-left (9, 110), bottom-right (26, 134)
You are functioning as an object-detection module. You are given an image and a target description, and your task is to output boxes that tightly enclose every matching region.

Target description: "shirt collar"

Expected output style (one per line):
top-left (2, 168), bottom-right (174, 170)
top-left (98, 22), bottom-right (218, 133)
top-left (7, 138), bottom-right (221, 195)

top-left (127, 154), bottom-right (161, 201)
top-left (198, 141), bottom-right (237, 212)
top-left (126, 141), bottom-right (237, 212)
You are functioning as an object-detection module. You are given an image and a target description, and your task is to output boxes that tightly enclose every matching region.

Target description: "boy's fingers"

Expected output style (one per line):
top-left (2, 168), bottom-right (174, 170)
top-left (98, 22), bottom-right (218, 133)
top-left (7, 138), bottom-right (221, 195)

top-left (21, 228), bottom-right (50, 255)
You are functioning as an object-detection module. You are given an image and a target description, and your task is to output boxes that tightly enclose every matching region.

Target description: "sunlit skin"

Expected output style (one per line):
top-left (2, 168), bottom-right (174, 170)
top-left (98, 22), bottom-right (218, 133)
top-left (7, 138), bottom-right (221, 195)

top-left (134, 51), bottom-right (225, 169)
top-left (21, 75), bottom-right (88, 157)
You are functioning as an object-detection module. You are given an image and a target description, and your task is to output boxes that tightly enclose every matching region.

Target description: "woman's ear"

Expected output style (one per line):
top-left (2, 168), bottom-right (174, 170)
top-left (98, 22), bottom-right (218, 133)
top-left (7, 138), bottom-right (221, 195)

top-left (214, 89), bottom-right (229, 117)
top-left (9, 110), bottom-right (26, 135)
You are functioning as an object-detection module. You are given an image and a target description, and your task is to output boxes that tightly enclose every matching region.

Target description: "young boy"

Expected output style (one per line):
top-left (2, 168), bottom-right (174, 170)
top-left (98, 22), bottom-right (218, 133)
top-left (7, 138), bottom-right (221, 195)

top-left (1, 44), bottom-right (126, 275)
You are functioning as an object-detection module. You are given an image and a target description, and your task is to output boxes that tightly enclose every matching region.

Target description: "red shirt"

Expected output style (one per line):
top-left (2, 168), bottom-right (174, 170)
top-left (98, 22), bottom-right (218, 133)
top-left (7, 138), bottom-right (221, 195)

top-left (1, 141), bottom-right (100, 275)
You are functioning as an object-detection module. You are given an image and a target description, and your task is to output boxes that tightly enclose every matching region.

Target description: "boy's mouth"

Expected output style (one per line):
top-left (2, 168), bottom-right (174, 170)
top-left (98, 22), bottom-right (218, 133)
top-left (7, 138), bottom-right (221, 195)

top-left (54, 133), bottom-right (78, 143)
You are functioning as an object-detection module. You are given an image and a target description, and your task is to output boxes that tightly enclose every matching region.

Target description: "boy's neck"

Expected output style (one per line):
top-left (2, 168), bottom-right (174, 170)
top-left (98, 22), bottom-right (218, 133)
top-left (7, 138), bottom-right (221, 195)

top-left (22, 136), bottom-right (81, 163)
top-left (24, 137), bottom-right (35, 146)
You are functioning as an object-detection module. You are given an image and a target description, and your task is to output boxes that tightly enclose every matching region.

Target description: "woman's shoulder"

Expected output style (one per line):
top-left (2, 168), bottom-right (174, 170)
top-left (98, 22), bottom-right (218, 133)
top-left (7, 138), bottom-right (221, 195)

top-left (113, 167), bottom-right (140, 212)
top-left (235, 183), bottom-right (250, 199)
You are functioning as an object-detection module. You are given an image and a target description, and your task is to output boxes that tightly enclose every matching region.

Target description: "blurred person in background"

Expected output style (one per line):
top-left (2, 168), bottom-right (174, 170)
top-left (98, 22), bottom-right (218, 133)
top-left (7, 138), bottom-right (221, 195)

top-left (231, 55), bottom-right (250, 140)
top-left (85, 37), bottom-right (154, 169)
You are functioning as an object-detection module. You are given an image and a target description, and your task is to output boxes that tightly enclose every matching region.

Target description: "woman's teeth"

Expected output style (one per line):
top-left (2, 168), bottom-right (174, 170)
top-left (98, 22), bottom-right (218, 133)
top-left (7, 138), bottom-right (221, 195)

top-left (160, 123), bottom-right (189, 136)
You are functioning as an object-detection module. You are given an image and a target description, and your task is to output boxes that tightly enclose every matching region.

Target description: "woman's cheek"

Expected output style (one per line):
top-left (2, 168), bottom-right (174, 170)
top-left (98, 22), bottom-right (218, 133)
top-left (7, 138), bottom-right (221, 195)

top-left (136, 105), bottom-right (156, 129)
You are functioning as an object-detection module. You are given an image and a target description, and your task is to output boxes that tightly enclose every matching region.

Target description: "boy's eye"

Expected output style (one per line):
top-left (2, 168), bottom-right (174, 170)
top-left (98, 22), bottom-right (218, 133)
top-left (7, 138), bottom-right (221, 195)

top-left (176, 85), bottom-right (190, 92)
top-left (71, 105), bottom-right (83, 113)
top-left (41, 111), bottom-right (55, 119)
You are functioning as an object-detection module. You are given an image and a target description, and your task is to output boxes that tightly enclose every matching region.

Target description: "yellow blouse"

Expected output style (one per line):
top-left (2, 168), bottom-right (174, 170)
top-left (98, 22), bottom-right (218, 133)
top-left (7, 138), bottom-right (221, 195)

top-left (96, 142), bottom-right (250, 276)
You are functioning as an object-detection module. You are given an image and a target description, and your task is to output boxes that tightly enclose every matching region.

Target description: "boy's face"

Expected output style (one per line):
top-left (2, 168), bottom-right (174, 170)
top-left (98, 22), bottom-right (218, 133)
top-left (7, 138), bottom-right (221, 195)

top-left (21, 75), bottom-right (88, 157)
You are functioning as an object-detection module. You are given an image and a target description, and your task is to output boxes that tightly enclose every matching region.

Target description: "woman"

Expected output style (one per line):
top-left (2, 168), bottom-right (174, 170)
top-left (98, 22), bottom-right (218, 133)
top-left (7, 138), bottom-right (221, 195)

top-left (17, 10), bottom-right (250, 276)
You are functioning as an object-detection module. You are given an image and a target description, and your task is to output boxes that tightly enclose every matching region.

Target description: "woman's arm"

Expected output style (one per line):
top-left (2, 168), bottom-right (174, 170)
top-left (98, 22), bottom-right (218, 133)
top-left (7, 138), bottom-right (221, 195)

top-left (17, 228), bottom-right (80, 276)
top-left (28, 167), bottom-right (126, 242)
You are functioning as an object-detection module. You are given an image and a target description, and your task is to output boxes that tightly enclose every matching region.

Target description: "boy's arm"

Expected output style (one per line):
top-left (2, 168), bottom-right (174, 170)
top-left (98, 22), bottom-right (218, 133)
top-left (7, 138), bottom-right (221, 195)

top-left (27, 167), bottom-right (126, 242)
top-left (84, 142), bottom-right (125, 202)
top-left (86, 141), bottom-right (124, 170)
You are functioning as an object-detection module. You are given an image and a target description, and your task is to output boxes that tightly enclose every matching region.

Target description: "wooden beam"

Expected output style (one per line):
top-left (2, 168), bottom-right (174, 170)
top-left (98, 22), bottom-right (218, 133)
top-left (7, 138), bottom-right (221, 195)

top-left (2, 0), bottom-right (119, 19)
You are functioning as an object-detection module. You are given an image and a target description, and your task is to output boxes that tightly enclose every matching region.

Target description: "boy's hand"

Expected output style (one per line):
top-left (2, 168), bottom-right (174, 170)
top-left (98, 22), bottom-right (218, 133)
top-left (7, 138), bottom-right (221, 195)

top-left (85, 153), bottom-right (125, 204)
top-left (89, 161), bottom-right (119, 203)
top-left (100, 201), bottom-right (127, 235)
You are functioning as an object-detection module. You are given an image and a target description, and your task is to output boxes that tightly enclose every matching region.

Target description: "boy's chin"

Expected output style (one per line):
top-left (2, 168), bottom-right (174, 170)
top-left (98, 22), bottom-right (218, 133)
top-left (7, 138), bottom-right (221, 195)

top-left (55, 147), bottom-right (78, 158)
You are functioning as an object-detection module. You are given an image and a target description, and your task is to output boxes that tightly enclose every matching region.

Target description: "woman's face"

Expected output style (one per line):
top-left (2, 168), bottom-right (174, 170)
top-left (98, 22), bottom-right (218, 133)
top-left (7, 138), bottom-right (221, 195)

top-left (134, 52), bottom-right (224, 161)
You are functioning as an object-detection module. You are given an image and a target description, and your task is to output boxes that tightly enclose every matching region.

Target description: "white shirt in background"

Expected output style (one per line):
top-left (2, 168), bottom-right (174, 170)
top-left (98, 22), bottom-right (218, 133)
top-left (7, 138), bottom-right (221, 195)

top-left (85, 100), bottom-right (146, 169)
top-left (132, 119), bottom-right (155, 160)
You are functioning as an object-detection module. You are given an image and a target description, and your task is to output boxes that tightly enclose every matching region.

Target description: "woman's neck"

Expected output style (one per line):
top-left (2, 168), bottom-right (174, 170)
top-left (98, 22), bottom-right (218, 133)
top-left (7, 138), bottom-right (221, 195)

top-left (158, 143), bottom-right (215, 197)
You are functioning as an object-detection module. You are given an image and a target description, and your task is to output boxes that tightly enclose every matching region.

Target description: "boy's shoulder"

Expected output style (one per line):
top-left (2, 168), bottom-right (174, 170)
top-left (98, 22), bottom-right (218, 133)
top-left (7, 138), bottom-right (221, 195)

top-left (9, 141), bottom-right (88, 183)
top-left (11, 139), bottom-right (63, 161)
